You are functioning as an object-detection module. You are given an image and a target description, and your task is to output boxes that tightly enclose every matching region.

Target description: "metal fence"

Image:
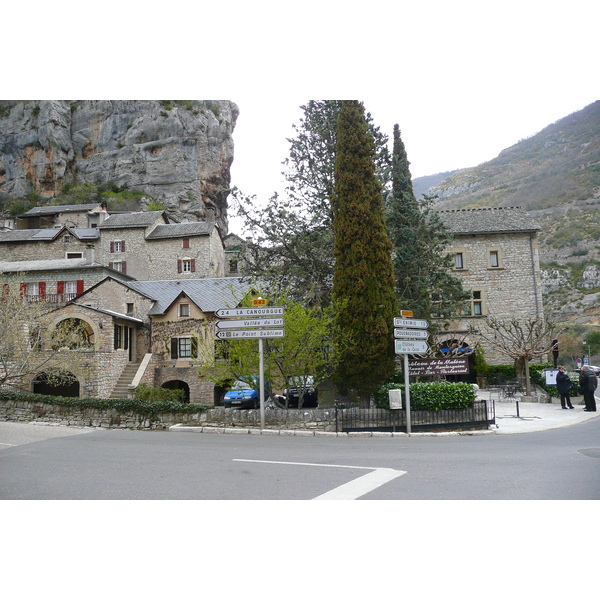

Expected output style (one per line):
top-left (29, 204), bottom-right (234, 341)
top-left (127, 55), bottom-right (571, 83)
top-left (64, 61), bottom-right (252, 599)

top-left (335, 400), bottom-right (495, 433)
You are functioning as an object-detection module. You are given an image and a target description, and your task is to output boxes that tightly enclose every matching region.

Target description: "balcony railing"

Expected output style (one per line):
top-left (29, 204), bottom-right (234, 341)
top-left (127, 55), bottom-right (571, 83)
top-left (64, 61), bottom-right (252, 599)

top-left (23, 293), bottom-right (78, 304)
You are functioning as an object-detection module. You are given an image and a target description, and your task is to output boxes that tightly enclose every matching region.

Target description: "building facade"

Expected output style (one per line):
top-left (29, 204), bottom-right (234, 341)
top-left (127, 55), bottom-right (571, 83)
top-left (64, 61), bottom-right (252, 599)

top-left (436, 206), bottom-right (544, 365)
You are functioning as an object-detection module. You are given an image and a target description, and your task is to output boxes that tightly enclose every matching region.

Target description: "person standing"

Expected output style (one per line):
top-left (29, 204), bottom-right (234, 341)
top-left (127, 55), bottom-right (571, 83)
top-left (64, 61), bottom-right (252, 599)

top-left (556, 366), bottom-right (574, 409)
top-left (579, 365), bottom-right (598, 412)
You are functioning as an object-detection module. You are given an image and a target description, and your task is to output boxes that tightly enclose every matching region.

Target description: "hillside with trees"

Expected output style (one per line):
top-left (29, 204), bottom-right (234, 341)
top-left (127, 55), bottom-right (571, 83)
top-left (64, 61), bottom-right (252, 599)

top-left (415, 101), bottom-right (600, 331)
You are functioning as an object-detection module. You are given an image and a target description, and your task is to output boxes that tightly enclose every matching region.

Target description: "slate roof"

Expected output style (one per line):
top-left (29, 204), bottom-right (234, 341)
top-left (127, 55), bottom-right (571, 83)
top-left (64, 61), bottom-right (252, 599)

top-left (145, 222), bottom-right (217, 240)
top-left (18, 203), bottom-right (100, 217)
top-left (437, 207), bottom-right (541, 235)
top-left (68, 303), bottom-right (144, 324)
top-left (124, 277), bottom-right (254, 315)
top-left (0, 227), bottom-right (100, 243)
top-left (0, 257), bottom-right (135, 278)
top-left (97, 211), bottom-right (168, 229)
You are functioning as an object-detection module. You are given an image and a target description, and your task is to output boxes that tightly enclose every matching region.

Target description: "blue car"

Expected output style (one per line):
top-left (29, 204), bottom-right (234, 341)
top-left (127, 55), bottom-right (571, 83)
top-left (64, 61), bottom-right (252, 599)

top-left (223, 378), bottom-right (271, 409)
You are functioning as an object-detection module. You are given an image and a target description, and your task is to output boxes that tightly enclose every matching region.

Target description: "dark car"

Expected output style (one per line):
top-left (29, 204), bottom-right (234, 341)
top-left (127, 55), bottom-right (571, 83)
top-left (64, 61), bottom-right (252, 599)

top-left (223, 378), bottom-right (271, 409)
top-left (280, 376), bottom-right (319, 408)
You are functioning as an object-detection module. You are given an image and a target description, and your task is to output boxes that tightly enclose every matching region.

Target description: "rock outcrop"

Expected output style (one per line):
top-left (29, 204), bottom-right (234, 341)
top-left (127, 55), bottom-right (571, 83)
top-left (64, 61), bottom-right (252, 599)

top-left (0, 100), bottom-right (238, 232)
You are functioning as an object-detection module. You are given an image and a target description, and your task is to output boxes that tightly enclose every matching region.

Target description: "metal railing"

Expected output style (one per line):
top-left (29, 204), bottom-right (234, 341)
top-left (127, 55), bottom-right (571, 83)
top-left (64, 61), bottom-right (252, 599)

top-left (335, 400), bottom-right (495, 433)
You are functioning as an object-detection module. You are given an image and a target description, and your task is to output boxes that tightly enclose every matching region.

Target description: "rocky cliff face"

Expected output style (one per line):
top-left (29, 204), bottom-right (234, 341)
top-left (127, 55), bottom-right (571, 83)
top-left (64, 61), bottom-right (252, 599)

top-left (0, 100), bottom-right (238, 232)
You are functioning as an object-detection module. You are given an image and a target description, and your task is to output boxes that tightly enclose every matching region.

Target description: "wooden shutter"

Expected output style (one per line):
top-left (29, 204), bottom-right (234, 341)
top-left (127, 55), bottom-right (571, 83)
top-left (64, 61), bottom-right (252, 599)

top-left (183, 238), bottom-right (190, 249)
top-left (177, 260), bottom-right (182, 273)
top-left (76, 280), bottom-right (84, 294)
top-left (57, 281), bottom-right (64, 295)
top-left (190, 259), bottom-right (196, 273)
top-left (121, 240), bottom-right (126, 251)
top-left (38, 282), bottom-right (46, 299)
top-left (110, 241), bottom-right (114, 253)
top-left (171, 338), bottom-right (179, 359)
top-left (121, 261), bottom-right (127, 274)
top-left (20, 283), bottom-right (26, 296)
top-left (2, 284), bottom-right (9, 299)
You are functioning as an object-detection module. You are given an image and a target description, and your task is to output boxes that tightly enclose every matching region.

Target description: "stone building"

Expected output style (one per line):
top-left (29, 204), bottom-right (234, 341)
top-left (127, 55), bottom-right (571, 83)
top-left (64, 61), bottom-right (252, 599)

top-left (34, 276), bottom-right (255, 403)
top-left (436, 206), bottom-right (544, 364)
top-left (0, 205), bottom-right (226, 282)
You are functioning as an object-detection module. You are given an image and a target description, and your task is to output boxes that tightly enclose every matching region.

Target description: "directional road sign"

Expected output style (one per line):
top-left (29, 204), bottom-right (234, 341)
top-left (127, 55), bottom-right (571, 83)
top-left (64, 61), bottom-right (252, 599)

top-left (215, 307), bottom-right (285, 318)
top-left (393, 317), bottom-right (428, 329)
top-left (395, 339), bottom-right (429, 354)
top-left (394, 328), bottom-right (428, 339)
top-left (215, 329), bottom-right (285, 339)
top-left (216, 318), bottom-right (285, 329)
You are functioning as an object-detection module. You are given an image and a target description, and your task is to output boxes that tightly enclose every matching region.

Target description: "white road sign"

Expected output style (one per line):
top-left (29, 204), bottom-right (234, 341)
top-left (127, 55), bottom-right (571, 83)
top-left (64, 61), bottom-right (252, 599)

top-left (215, 329), bottom-right (285, 339)
top-left (394, 328), bottom-right (429, 339)
top-left (393, 317), bottom-right (428, 329)
top-left (216, 318), bottom-right (285, 329)
top-left (215, 307), bottom-right (285, 318)
top-left (395, 339), bottom-right (430, 354)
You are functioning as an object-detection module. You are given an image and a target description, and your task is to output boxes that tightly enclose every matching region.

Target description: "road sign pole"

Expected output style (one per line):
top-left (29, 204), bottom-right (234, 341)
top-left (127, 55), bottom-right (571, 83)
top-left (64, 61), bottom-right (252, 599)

top-left (404, 353), bottom-right (411, 434)
top-left (259, 337), bottom-right (265, 430)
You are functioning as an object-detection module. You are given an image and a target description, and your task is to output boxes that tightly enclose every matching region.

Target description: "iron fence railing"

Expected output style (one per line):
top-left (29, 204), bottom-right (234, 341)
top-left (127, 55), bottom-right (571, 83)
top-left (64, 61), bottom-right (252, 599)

top-left (335, 400), bottom-right (495, 433)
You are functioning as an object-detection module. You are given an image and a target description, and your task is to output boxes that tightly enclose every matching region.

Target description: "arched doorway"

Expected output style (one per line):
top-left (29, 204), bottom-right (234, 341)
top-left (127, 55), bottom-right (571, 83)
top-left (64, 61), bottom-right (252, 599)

top-left (33, 372), bottom-right (80, 397)
top-left (161, 380), bottom-right (190, 403)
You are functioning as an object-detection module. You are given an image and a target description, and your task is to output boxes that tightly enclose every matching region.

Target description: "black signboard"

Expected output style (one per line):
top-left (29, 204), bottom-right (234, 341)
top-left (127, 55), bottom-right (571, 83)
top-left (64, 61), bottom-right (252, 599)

top-left (408, 357), bottom-right (470, 376)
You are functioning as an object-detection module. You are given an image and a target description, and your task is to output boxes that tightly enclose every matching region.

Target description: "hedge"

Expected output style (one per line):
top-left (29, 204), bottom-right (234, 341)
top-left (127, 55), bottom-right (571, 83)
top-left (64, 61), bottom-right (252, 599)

top-left (0, 390), bottom-right (209, 420)
top-left (375, 382), bottom-right (476, 410)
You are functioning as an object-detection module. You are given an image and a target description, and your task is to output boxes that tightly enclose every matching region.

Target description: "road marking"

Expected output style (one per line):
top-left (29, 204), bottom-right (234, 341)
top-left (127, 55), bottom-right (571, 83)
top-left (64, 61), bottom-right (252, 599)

top-left (233, 459), bottom-right (406, 500)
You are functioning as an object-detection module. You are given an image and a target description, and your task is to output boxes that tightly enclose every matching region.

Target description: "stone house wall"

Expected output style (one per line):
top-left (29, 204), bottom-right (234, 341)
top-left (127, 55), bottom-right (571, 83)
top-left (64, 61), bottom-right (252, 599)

top-left (443, 231), bottom-right (544, 364)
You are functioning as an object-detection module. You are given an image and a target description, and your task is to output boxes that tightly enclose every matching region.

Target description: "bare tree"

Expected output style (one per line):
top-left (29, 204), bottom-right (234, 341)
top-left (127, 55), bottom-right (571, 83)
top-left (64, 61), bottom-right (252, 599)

top-left (0, 278), bottom-right (89, 390)
top-left (471, 316), bottom-right (561, 396)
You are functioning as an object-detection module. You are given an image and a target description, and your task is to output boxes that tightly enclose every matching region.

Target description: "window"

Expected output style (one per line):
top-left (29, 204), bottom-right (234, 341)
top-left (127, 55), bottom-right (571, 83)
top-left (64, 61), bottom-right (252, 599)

top-left (229, 258), bottom-right (238, 274)
top-left (126, 303), bottom-right (134, 315)
top-left (171, 337), bottom-right (198, 359)
top-left (463, 291), bottom-right (483, 316)
top-left (110, 240), bottom-right (126, 253)
top-left (114, 325), bottom-right (130, 350)
top-left (66, 252), bottom-right (83, 259)
top-left (58, 280), bottom-right (84, 299)
top-left (454, 253), bottom-right (464, 269)
top-left (177, 259), bottom-right (195, 273)
top-left (489, 250), bottom-right (500, 268)
top-left (109, 261), bottom-right (127, 274)
top-left (27, 282), bottom-right (39, 297)
top-left (182, 238), bottom-right (190, 249)
top-left (179, 304), bottom-right (190, 317)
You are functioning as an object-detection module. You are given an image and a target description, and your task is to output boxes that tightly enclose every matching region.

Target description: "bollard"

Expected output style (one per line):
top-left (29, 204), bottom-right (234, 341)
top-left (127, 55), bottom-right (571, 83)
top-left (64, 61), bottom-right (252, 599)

top-left (516, 400), bottom-right (520, 418)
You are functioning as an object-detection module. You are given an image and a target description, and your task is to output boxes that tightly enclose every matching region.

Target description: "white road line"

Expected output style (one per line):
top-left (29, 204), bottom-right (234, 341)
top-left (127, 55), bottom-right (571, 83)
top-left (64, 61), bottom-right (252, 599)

top-left (233, 459), bottom-right (406, 500)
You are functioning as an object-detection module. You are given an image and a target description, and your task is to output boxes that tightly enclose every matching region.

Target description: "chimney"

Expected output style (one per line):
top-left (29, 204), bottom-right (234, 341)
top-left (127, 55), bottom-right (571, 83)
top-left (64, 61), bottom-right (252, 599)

top-left (85, 244), bottom-right (95, 264)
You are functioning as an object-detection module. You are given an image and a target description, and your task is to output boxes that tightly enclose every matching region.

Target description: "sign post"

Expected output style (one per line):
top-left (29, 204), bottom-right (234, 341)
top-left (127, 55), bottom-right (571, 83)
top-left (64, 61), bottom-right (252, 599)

top-left (216, 298), bottom-right (285, 430)
top-left (394, 313), bottom-right (429, 434)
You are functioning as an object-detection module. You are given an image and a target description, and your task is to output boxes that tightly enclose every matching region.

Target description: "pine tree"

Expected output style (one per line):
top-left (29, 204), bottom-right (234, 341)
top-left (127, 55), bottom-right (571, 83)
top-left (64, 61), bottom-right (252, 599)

top-left (387, 124), bottom-right (465, 324)
top-left (331, 101), bottom-right (397, 402)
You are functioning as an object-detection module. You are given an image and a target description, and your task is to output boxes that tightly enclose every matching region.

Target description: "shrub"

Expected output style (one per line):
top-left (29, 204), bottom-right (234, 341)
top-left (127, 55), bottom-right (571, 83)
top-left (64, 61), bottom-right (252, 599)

top-left (375, 381), bottom-right (476, 410)
top-left (0, 390), bottom-right (206, 419)
top-left (134, 383), bottom-right (185, 403)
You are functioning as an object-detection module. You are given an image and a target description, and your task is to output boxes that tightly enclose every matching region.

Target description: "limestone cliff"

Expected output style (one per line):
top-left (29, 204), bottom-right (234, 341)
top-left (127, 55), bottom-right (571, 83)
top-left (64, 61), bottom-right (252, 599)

top-left (0, 100), bottom-right (238, 232)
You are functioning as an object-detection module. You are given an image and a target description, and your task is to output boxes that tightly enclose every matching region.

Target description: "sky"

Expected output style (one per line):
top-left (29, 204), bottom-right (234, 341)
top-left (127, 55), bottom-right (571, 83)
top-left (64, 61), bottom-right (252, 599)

top-left (6, 2), bottom-right (599, 236)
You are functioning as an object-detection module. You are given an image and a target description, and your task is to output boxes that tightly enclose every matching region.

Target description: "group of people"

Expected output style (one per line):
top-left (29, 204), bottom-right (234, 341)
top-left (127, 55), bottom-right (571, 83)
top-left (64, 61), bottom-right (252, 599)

top-left (556, 365), bottom-right (597, 412)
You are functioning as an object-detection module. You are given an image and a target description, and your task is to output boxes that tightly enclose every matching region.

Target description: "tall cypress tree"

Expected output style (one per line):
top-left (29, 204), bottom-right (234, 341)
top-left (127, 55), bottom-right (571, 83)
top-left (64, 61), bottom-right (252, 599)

top-left (331, 101), bottom-right (397, 402)
top-left (387, 124), bottom-right (465, 323)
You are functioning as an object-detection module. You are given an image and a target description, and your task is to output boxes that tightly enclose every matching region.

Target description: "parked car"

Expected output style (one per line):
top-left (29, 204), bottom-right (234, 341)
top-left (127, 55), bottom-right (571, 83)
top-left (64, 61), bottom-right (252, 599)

top-left (280, 375), bottom-right (319, 408)
top-left (575, 365), bottom-right (600, 375)
top-left (223, 378), bottom-right (271, 409)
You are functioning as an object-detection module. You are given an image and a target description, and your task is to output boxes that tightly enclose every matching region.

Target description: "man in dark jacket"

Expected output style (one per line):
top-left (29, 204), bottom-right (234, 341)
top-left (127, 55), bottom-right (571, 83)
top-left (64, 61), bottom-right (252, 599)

top-left (579, 366), bottom-right (598, 412)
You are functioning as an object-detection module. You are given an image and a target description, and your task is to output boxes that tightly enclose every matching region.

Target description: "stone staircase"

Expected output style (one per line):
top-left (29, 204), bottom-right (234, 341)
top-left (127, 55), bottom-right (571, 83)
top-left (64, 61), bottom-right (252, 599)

top-left (110, 362), bottom-right (141, 399)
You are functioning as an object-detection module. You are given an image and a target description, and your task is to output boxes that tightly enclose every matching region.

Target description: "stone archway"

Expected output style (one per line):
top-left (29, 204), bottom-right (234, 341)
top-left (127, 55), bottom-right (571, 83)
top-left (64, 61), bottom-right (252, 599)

top-left (33, 371), bottom-right (80, 397)
top-left (161, 380), bottom-right (190, 403)
top-left (50, 317), bottom-right (95, 350)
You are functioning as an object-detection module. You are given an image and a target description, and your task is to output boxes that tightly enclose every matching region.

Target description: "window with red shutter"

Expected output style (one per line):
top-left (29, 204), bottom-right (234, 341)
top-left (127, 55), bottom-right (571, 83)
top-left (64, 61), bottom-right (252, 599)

top-left (76, 280), bottom-right (84, 294)
top-left (57, 281), bottom-right (64, 295)
top-left (38, 282), bottom-right (46, 299)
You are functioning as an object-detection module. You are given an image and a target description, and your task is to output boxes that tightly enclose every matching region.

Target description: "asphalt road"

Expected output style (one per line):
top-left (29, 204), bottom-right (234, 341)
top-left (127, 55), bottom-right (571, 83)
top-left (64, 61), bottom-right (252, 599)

top-left (1, 418), bottom-right (599, 500)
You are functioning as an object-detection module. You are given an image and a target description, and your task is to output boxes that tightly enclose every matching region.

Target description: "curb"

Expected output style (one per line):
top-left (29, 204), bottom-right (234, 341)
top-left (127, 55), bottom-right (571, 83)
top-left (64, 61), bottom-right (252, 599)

top-left (168, 424), bottom-right (494, 437)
